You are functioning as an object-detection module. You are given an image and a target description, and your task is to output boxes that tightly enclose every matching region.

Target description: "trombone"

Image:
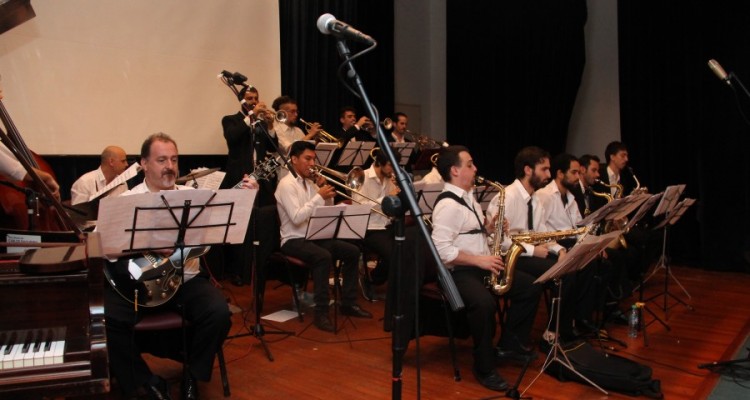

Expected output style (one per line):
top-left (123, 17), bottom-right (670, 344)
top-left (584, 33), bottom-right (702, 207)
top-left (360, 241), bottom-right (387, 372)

top-left (309, 165), bottom-right (388, 217)
top-left (299, 118), bottom-right (344, 148)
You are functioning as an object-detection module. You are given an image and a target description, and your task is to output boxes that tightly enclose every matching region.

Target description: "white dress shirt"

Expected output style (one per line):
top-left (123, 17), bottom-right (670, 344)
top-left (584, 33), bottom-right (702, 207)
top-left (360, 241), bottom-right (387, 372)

top-left (70, 166), bottom-right (128, 205)
top-left (418, 167), bottom-right (443, 184)
top-left (487, 179), bottom-right (563, 256)
top-left (275, 171), bottom-right (332, 246)
top-left (536, 181), bottom-right (583, 231)
top-left (431, 183), bottom-right (489, 267)
top-left (607, 166), bottom-right (620, 196)
top-left (120, 182), bottom-right (200, 281)
top-left (0, 142), bottom-right (27, 181)
top-left (272, 122), bottom-right (305, 155)
top-left (354, 165), bottom-right (393, 230)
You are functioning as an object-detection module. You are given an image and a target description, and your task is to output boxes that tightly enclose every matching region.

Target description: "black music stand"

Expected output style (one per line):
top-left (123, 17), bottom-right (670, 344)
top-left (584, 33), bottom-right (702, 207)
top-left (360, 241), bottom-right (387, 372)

top-left (389, 142), bottom-right (416, 168)
top-left (643, 193), bottom-right (695, 317)
top-left (97, 188), bottom-right (255, 383)
top-left (297, 204), bottom-right (371, 336)
top-left (412, 181), bottom-right (443, 223)
top-left (522, 231), bottom-right (622, 397)
top-left (315, 142), bottom-right (340, 167)
top-left (337, 140), bottom-right (376, 169)
top-left (474, 182), bottom-right (501, 213)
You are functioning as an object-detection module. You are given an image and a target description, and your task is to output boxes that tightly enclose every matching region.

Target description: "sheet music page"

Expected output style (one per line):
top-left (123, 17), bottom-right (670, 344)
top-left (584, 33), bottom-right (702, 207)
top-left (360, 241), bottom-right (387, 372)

top-left (412, 181), bottom-right (444, 215)
top-left (653, 184), bottom-right (686, 216)
top-left (338, 141), bottom-right (376, 167)
top-left (315, 142), bottom-right (339, 167)
top-left (87, 162), bottom-right (141, 202)
top-left (534, 231), bottom-right (622, 284)
top-left (97, 188), bottom-right (256, 257)
top-left (305, 204), bottom-right (371, 240)
top-left (194, 170), bottom-right (226, 190)
top-left (625, 192), bottom-right (663, 231)
top-left (667, 198), bottom-right (695, 225)
top-left (609, 192), bottom-right (651, 220)
top-left (390, 142), bottom-right (416, 166)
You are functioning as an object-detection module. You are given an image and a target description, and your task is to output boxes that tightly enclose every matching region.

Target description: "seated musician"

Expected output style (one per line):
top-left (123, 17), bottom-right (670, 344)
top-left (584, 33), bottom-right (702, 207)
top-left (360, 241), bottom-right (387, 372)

top-left (69, 146), bottom-right (129, 205)
top-left (275, 140), bottom-right (372, 333)
top-left (337, 105), bottom-right (374, 143)
top-left (103, 133), bottom-right (257, 400)
top-left (487, 146), bottom-right (577, 346)
top-left (353, 149), bottom-right (401, 300)
top-left (535, 153), bottom-right (614, 335)
top-left (431, 145), bottom-right (541, 392)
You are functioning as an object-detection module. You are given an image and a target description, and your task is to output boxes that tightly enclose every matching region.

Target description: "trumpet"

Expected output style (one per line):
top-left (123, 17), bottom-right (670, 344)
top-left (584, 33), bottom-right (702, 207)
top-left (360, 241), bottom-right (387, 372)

top-left (309, 165), bottom-right (387, 217)
top-left (299, 118), bottom-right (344, 148)
top-left (255, 109), bottom-right (287, 124)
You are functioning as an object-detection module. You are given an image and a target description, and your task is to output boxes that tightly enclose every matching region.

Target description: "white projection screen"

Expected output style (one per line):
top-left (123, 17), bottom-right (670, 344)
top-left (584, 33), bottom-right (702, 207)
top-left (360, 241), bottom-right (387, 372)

top-left (0, 0), bottom-right (281, 155)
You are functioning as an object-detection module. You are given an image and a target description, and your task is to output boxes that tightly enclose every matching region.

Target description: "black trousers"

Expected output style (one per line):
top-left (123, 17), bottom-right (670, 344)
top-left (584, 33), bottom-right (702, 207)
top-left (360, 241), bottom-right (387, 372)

top-left (105, 273), bottom-right (231, 396)
top-left (363, 227), bottom-right (394, 284)
top-left (280, 238), bottom-right (360, 310)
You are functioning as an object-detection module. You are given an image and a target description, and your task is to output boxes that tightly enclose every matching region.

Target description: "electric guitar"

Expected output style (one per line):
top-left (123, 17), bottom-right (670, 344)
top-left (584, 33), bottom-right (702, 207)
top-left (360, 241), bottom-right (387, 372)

top-left (104, 155), bottom-right (283, 307)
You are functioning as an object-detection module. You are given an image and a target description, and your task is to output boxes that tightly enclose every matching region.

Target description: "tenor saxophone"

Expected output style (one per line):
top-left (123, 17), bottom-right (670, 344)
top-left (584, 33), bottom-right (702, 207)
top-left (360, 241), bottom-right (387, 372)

top-left (491, 226), bottom-right (589, 296)
top-left (482, 177), bottom-right (507, 295)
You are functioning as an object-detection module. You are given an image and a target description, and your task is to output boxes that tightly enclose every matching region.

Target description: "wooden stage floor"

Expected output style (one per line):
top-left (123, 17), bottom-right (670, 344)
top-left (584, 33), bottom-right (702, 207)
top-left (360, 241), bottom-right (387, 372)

top-left (118, 264), bottom-right (750, 399)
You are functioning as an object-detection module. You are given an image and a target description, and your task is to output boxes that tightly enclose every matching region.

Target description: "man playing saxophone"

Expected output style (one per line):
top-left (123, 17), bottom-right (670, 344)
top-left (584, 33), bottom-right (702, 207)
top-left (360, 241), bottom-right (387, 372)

top-left (431, 145), bottom-right (542, 392)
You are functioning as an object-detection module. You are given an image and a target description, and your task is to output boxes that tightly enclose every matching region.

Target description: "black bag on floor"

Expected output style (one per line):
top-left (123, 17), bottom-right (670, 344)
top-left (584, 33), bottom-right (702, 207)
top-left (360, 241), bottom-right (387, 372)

top-left (544, 341), bottom-right (663, 398)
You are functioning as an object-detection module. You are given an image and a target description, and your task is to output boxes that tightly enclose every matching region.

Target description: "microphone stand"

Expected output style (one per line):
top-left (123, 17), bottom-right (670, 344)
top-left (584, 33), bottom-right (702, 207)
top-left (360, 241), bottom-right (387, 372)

top-left (332, 38), bottom-right (464, 400)
top-left (728, 72), bottom-right (750, 100)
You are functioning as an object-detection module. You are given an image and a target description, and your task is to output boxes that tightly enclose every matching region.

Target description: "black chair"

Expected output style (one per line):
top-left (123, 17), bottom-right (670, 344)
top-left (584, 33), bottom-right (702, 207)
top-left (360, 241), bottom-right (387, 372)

top-left (418, 281), bottom-right (469, 381)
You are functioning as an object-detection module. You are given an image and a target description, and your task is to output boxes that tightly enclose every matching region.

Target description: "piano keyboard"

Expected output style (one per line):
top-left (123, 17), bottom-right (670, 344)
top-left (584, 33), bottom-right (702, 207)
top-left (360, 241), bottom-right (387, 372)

top-left (0, 328), bottom-right (66, 370)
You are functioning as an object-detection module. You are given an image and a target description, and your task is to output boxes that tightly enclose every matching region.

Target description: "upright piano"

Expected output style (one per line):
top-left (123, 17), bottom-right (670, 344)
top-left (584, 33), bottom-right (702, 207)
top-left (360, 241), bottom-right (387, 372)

top-left (0, 232), bottom-right (109, 398)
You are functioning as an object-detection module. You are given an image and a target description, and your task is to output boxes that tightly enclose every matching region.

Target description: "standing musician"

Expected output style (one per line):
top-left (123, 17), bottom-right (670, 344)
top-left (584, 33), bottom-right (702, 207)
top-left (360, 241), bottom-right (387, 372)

top-left (104, 133), bottom-right (258, 400)
top-left (487, 146), bottom-right (578, 345)
top-left (431, 145), bottom-right (541, 392)
top-left (270, 96), bottom-right (318, 155)
top-left (275, 140), bottom-right (372, 333)
top-left (353, 149), bottom-right (401, 301)
top-left (221, 86), bottom-right (279, 286)
top-left (70, 146), bottom-right (129, 205)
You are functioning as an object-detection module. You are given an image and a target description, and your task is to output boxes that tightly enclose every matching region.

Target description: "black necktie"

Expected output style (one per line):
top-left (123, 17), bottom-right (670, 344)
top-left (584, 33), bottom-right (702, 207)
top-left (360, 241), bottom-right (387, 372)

top-left (527, 198), bottom-right (534, 231)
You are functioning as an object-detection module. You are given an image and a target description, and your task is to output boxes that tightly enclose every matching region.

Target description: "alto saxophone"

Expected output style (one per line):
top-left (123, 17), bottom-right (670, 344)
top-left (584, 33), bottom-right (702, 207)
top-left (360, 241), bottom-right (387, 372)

top-left (592, 179), bottom-right (628, 249)
top-left (480, 177), bottom-right (507, 295)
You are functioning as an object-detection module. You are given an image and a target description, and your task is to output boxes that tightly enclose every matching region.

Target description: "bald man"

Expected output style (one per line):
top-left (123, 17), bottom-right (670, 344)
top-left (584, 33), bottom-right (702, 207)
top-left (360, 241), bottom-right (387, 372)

top-left (70, 145), bottom-right (130, 205)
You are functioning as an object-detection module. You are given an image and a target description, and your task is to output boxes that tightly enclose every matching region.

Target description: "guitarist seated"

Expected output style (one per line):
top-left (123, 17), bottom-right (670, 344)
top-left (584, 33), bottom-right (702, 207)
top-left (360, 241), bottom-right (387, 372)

top-left (104, 132), bottom-right (257, 400)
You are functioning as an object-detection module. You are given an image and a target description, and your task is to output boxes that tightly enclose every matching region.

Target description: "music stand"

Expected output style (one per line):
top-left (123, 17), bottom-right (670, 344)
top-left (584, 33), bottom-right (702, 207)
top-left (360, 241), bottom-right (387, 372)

top-left (315, 142), bottom-right (340, 167)
top-left (412, 181), bottom-right (443, 222)
top-left (390, 142), bottom-right (416, 167)
top-left (337, 140), bottom-right (376, 169)
top-left (643, 195), bottom-right (696, 317)
top-left (303, 204), bottom-right (371, 335)
top-left (522, 231), bottom-right (622, 397)
top-left (641, 184), bottom-right (687, 293)
top-left (473, 182), bottom-right (501, 212)
top-left (97, 188), bottom-right (255, 381)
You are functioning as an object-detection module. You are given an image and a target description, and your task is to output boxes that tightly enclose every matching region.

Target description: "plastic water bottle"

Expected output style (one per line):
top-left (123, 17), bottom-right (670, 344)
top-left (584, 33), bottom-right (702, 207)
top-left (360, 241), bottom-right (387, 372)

top-left (628, 304), bottom-right (639, 338)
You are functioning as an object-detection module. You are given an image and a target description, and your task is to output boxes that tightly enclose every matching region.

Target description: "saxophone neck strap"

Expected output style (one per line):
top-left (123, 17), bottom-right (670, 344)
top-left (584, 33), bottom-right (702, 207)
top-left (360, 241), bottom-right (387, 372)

top-left (435, 191), bottom-right (486, 235)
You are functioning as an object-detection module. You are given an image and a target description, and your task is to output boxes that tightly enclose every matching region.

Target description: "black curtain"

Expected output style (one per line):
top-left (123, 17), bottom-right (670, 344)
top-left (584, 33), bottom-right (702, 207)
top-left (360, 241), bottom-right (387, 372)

top-left (445, 1), bottom-right (587, 184)
top-left (278, 0), bottom-right (394, 132)
top-left (619, 0), bottom-right (750, 270)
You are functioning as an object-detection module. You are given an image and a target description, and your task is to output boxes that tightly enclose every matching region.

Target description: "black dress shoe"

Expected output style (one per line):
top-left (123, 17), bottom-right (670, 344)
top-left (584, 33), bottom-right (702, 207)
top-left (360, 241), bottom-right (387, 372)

top-left (144, 375), bottom-right (172, 400)
top-left (495, 346), bottom-right (538, 363)
top-left (182, 374), bottom-right (198, 400)
top-left (472, 368), bottom-right (509, 392)
top-left (314, 312), bottom-right (335, 332)
top-left (340, 304), bottom-right (373, 318)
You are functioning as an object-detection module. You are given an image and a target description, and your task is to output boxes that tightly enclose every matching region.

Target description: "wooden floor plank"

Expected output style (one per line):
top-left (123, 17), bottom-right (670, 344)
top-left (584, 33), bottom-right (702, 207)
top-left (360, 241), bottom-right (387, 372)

top-left (105, 265), bottom-right (750, 399)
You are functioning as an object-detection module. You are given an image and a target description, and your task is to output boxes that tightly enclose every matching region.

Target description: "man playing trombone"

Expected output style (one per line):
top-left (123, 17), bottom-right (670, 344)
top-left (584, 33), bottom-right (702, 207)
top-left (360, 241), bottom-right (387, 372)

top-left (275, 140), bottom-right (373, 333)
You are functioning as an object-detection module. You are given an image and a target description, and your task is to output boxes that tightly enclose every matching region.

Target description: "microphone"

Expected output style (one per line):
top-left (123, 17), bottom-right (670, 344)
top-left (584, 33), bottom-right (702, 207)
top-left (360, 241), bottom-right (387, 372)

top-left (708, 59), bottom-right (732, 86)
top-left (316, 13), bottom-right (375, 45)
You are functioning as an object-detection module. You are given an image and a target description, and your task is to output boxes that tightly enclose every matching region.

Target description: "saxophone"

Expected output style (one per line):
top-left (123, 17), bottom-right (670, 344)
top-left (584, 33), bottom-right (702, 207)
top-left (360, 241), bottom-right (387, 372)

top-left (592, 179), bottom-right (627, 249)
top-left (490, 226), bottom-right (589, 295)
top-left (478, 176), bottom-right (506, 295)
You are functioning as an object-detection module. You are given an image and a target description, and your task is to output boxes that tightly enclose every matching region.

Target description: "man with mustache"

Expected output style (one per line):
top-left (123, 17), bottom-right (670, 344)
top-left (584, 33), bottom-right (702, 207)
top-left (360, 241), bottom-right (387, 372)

top-left (104, 133), bottom-right (257, 400)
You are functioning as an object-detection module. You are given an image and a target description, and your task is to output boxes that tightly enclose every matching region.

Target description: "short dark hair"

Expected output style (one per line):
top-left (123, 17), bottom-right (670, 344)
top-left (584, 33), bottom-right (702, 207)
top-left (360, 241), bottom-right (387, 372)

top-left (339, 106), bottom-right (356, 118)
top-left (437, 145), bottom-right (469, 182)
top-left (513, 146), bottom-right (549, 179)
top-left (394, 112), bottom-right (407, 121)
top-left (604, 141), bottom-right (627, 164)
top-left (237, 85), bottom-right (258, 101)
top-left (272, 95), bottom-right (296, 111)
top-left (578, 154), bottom-right (600, 169)
top-left (289, 140), bottom-right (315, 158)
top-left (373, 148), bottom-right (401, 167)
top-left (550, 153), bottom-right (578, 178)
top-left (140, 132), bottom-right (177, 159)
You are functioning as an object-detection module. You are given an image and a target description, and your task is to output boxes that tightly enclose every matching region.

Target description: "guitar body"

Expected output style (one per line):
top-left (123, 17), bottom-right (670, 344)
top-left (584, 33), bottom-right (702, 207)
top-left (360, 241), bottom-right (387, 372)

top-left (104, 246), bottom-right (209, 307)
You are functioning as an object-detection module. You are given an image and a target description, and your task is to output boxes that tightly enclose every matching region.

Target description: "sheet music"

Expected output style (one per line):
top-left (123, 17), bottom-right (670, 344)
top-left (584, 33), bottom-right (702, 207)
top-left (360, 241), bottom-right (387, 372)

top-left (189, 169), bottom-right (226, 190)
top-left (609, 192), bottom-right (652, 220)
top-left (666, 198), bottom-right (695, 225)
top-left (625, 192), bottom-right (663, 231)
top-left (305, 204), bottom-right (371, 240)
top-left (412, 181), bottom-right (444, 216)
top-left (474, 184), bottom-right (501, 212)
top-left (338, 141), bottom-right (376, 167)
top-left (535, 231), bottom-right (622, 284)
top-left (390, 142), bottom-right (416, 166)
top-left (97, 188), bottom-right (256, 257)
top-left (87, 162), bottom-right (141, 202)
top-left (653, 184), bottom-right (686, 216)
top-left (315, 142), bottom-right (339, 167)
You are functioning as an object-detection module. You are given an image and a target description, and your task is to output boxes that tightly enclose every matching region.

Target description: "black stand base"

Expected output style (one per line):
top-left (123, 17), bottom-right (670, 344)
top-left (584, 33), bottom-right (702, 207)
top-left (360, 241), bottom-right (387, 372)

top-left (698, 349), bottom-right (750, 370)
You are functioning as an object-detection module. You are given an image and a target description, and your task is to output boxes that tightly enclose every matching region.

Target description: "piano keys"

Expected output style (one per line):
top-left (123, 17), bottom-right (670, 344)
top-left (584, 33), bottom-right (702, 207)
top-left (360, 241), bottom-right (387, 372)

top-left (0, 232), bottom-right (109, 398)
